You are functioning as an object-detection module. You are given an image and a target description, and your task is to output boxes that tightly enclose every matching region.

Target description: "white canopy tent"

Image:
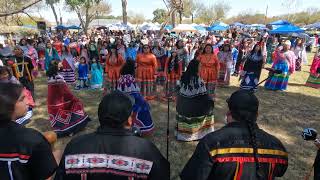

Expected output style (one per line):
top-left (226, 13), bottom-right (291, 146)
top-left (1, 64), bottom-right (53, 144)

top-left (172, 24), bottom-right (197, 32)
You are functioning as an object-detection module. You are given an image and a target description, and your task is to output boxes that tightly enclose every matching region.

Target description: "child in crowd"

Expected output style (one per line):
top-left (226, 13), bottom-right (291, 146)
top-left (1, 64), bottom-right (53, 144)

top-left (76, 56), bottom-right (89, 90)
top-left (89, 57), bottom-right (103, 89)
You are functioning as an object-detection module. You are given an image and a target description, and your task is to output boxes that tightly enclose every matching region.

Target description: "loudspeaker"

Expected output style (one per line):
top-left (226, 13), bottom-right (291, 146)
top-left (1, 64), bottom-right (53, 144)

top-left (37, 21), bottom-right (46, 30)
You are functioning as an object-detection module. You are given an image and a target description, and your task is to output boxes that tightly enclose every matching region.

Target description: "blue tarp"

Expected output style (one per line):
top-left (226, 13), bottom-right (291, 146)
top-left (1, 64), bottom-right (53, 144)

top-left (268, 20), bottom-right (291, 26)
top-left (208, 25), bottom-right (228, 31)
top-left (67, 25), bottom-right (81, 30)
top-left (232, 22), bottom-right (245, 27)
top-left (55, 25), bottom-right (67, 30)
top-left (270, 24), bottom-right (304, 34)
top-left (305, 22), bottom-right (320, 29)
top-left (164, 25), bottom-right (173, 30)
top-left (194, 25), bottom-right (207, 31)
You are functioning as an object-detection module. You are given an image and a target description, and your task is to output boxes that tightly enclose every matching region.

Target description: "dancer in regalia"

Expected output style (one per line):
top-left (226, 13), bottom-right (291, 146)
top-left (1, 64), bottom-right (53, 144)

top-left (163, 47), bottom-right (183, 100)
top-left (46, 61), bottom-right (90, 137)
top-left (117, 60), bottom-right (154, 136)
top-left (59, 45), bottom-right (76, 84)
top-left (105, 45), bottom-right (125, 92)
top-left (198, 44), bottom-right (220, 98)
top-left (136, 44), bottom-right (158, 100)
top-left (306, 50), bottom-right (320, 89)
top-left (265, 41), bottom-right (296, 91)
top-left (240, 43), bottom-right (266, 91)
top-left (176, 60), bottom-right (215, 141)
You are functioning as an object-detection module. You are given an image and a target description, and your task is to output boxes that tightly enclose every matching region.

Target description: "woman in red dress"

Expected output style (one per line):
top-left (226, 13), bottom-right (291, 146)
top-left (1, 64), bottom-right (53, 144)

top-left (104, 45), bottom-right (125, 93)
top-left (136, 44), bottom-right (158, 100)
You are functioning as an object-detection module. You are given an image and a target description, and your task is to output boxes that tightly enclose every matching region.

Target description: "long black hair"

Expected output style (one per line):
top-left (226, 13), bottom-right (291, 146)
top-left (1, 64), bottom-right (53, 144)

top-left (180, 59), bottom-right (200, 90)
top-left (120, 60), bottom-right (135, 76)
top-left (202, 44), bottom-right (213, 54)
top-left (46, 61), bottom-right (59, 78)
top-left (108, 44), bottom-right (119, 58)
top-left (168, 51), bottom-right (179, 74)
top-left (250, 44), bottom-right (262, 57)
top-left (0, 82), bottom-right (23, 123)
top-left (227, 90), bottom-right (261, 178)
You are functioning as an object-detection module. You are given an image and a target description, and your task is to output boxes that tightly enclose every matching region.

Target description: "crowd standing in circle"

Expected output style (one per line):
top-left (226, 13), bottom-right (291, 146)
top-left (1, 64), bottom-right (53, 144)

top-left (0, 26), bottom-right (319, 179)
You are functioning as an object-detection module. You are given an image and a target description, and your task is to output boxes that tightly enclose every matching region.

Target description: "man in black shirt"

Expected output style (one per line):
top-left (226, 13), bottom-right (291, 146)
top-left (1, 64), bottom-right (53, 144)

top-left (0, 82), bottom-right (57, 180)
top-left (180, 90), bottom-right (288, 180)
top-left (55, 91), bottom-right (170, 180)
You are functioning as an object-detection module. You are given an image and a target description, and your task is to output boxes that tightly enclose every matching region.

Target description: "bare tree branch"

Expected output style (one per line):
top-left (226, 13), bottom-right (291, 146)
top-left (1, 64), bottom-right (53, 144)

top-left (0, 0), bottom-right (42, 17)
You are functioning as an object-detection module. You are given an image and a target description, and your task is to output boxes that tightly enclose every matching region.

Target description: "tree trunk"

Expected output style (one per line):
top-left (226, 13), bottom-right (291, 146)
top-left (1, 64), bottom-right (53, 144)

top-left (171, 10), bottom-right (176, 28)
top-left (191, 13), bottom-right (193, 23)
top-left (49, 3), bottom-right (59, 25)
top-left (179, 11), bottom-right (182, 24)
top-left (121, 0), bottom-right (127, 25)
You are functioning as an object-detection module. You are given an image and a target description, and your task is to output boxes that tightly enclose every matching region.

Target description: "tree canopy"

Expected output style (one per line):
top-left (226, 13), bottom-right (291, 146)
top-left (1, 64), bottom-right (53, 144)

top-left (65, 0), bottom-right (111, 34)
top-left (152, 8), bottom-right (167, 23)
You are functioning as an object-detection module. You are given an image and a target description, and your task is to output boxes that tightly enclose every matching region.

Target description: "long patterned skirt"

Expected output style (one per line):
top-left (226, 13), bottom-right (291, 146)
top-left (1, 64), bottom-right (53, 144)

top-left (306, 73), bottom-right (320, 89)
top-left (218, 63), bottom-right (230, 86)
top-left (130, 93), bottom-right (154, 136)
top-left (264, 61), bottom-right (289, 91)
top-left (240, 72), bottom-right (259, 91)
top-left (295, 58), bottom-right (302, 71)
top-left (48, 79), bottom-right (90, 137)
top-left (104, 68), bottom-right (121, 93)
top-left (136, 68), bottom-right (156, 100)
top-left (59, 69), bottom-right (76, 84)
top-left (156, 56), bottom-right (167, 85)
top-left (176, 113), bottom-right (215, 141)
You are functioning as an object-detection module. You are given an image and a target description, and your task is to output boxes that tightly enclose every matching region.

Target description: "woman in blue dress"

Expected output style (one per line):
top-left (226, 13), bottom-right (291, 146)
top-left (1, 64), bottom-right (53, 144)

top-left (117, 60), bottom-right (154, 136)
top-left (89, 58), bottom-right (103, 89)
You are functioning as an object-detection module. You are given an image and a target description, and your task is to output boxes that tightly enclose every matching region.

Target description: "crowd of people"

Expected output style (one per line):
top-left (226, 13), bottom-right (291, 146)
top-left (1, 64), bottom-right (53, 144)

top-left (0, 26), bottom-right (319, 179)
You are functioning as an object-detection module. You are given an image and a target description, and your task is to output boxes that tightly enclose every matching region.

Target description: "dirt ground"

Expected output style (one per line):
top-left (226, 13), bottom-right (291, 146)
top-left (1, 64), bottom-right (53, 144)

top-left (29, 53), bottom-right (319, 179)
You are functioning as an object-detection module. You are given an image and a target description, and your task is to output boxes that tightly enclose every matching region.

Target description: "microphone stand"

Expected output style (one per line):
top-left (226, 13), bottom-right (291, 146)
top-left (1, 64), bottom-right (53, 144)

top-left (166, 75), bottom-right (170, 161)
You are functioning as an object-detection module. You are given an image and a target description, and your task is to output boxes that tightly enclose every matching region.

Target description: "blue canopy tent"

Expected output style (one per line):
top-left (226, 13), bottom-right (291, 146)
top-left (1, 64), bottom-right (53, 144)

top-left (193, 25), bottom-right (207, 32)
top-left (208, 25), bottom-right (228, 31)
top-left (270, 24), bottom-right (304, 34)
top-left (231, 22), bottom-right (245, 27)
top-left (268, 20), bottom-right (291, 26)
top-left (164, 25), bottom-right (173, 31)
top-left (55, 25), bottom-right (67, 30)
top-left (67, 25), bottom-right (81, 30)
top-left (305, 22), bottom-right (320, 29)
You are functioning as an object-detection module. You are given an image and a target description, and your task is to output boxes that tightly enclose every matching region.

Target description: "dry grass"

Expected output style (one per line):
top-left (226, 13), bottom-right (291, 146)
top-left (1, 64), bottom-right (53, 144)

top-left (29, 53), bottom-right (320, 180)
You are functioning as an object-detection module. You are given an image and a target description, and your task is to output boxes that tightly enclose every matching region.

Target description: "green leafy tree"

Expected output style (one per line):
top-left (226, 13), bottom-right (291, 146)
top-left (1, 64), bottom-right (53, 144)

top-left (65, 0), bottom-right (111, 34)
top-left (152, 8), bottom-right (167, 23)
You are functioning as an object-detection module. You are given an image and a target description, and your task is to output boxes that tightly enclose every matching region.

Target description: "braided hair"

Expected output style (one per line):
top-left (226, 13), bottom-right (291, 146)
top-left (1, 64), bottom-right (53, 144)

top-left (227, 90), bottom-right (262, 178)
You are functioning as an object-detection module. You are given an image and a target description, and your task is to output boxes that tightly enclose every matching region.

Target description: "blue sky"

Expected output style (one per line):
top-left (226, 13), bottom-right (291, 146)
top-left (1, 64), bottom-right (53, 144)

top-left (35, 0), bottom-right (320, 22)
